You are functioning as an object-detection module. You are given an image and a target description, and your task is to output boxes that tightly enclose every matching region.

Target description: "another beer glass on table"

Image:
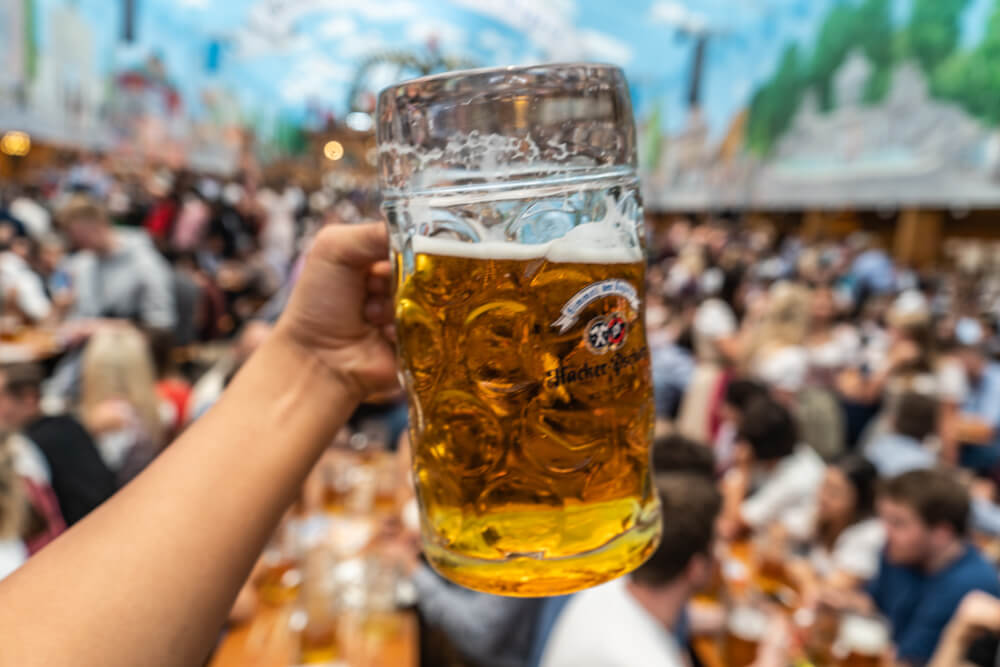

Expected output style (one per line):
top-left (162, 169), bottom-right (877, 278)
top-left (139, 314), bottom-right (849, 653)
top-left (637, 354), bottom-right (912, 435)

top-left (322, 449), bottom-right (357, 515)
top-left (799, 602), bottom-right (842, 666)
top-left (725, 601), bottom-right (769, 667)
top-left (753, 526), bottom-right (796, 602)
top-left (294, 541), bottom-right (341, 665)
top-left (378, 63), bottom-right (660, 596)
top-left (257, 519), bottom-right (303, 605)
top-left (373, 452), bottom-right (400, 516)
top-left (833, 613), bottom-right (891, 667)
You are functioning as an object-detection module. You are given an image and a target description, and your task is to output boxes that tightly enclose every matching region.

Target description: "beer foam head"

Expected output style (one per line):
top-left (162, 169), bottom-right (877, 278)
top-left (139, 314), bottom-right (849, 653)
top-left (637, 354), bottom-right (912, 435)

top-left (410, 222), bottom-right (642, 264)
top-left (837, 615), bottom-right (890, 656)
top-left (727, 604), bottom-right (769, 641)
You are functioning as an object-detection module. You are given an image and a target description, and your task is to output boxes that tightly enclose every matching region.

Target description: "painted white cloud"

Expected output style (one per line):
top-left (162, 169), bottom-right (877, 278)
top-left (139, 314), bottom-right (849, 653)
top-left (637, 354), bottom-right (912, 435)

top-left (353, 1), bottom-right (419, 21)
top-left (318, 16), bottom-right (356, 39)
top-left (451, 0), bottom-right (578, 55)
top-left (649, 1), bottom-right (709, 34)
top-left (246, 0), bottom-right (418, 26)
top-left (578, 29), bottom-right (633, 65)
top-left (280, 56), bottom-right (353, 102)
top-left (335, 31), bottom-right (386, 58)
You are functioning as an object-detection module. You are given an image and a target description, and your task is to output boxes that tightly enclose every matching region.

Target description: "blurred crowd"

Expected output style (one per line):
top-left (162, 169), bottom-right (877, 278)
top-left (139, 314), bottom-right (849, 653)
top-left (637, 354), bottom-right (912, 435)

top-left (0, 154), bottom-right (387, 582)
top-left (5, 155), bottom-right (1000, 667)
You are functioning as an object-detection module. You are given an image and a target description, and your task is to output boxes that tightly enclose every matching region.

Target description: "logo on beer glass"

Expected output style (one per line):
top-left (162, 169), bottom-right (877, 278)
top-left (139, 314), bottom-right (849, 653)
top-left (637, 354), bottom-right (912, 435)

top-left (586, 312), bottom-right (628, 354)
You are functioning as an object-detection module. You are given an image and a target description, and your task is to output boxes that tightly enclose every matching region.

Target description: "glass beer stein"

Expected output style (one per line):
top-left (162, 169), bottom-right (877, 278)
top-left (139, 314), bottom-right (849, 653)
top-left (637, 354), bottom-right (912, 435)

top-left (377, 64), bottom-right (660, 596)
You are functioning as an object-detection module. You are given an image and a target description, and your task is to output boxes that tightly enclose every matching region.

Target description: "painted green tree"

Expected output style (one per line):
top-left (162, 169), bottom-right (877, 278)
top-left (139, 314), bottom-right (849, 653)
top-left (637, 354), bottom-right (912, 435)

top-left (855, 0), bottom-right (894, 104)
top-left (746, 44), bottom-right (805, 155)
top-left (744, 0), bottom-right (988, 154)
top-left (932, 0), bottom-right (1000, 126)
top-left (907, 0), bottom-right (971, 74)
top-left (808, 3), bottom-right (858, 112)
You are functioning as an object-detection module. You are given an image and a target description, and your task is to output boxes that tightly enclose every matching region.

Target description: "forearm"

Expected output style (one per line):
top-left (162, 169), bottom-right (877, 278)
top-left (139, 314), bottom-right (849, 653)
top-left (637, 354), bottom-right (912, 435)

top-left (956, 415), bottom-right (996, 445)
top-left (0, 333), bottom-right (359, 667)
top-left (927, 623), bottom-right (972, 667)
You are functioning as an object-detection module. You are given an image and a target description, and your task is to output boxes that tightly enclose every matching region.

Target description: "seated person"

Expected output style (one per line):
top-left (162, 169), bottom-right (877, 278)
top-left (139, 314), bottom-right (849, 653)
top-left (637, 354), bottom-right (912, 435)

top-left (789, 456), bottom-right (884, 598)
top-left (541, 474), bottom-right (721, 667)
top-left (0, 363), bottom-right (116, 525)
top-left (952, 321), bottom-right (1000, 473)
top-left (862, 389), bottom-right (1000, 538)
top-left (385, 526), bottom-right (548, 667)
top-left (0, 233), bottom-right (51, 325)
top-left (57, 195), bottom-right (176, 332)
top-left (713, 378), bottom-right (767, 473)
top-left (652, 432), bottom-right (715, 479)
top-left (864, 391), bottom-right (938, 477)
top-left (719, 396), bottom-right (825, 541)
top-left (835, 469), bottom-right (1000, 665)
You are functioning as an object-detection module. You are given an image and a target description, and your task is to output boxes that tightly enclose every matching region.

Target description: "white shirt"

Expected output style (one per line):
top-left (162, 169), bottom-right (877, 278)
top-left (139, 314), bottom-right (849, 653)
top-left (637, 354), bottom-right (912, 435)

top-left (808, 326), bottom-right (861, 372)
top-left (0, 537), bottom-right (26, 581)
top-left (9, 197), bottom-right (51, 240)
top-left (0, 252), bottom-right (51, 322)
top-left (741, 445), bottom-right (825, 540)
top-left (10, 433), bottom-right (51, 484)
top-left (541, 577), bottom-right (688, 667)
top-left (809, 518), bottom-right (885, 580)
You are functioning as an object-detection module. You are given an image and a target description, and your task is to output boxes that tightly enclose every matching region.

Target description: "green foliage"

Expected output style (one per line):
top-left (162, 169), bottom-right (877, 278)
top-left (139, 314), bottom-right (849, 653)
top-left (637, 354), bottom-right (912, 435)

top-left (747, 0), bottom-right (896, 153)
top-left (907, 0), bottom-right (970, 73)
top-left (862, 65), bottom-right (892, 105)
top-left (809, 3), bottom-right (857, 112)
top-left (931, 1), bottom-right (1000, 126)
top-left (641, 102), bottom-right (664, 172)
top-left (858, 0), bottom-right (893, 66)
top-left (744, 0), bottom-right (982, 151)
top-left (23, 0), bottom-right (38, 81)
top-left (747, 45), bottom-right (805, 155)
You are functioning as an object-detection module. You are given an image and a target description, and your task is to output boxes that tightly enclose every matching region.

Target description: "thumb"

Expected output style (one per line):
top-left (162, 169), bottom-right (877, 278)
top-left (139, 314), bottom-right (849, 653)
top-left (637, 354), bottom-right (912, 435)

top-left (311, 222), bottom-right (389, 268)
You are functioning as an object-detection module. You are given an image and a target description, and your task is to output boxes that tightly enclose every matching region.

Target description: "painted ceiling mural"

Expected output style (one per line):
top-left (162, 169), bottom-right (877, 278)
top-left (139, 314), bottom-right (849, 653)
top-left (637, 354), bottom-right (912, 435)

top-left (3, 0), bottom-right (1000, 208)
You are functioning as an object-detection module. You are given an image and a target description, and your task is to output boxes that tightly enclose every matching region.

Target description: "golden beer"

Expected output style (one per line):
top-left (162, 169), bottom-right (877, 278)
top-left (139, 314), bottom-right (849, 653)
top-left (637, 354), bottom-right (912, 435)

top-left (395, 237), bottom-right (660, 596)
top-left (725, 604), bottom-right (768, 667)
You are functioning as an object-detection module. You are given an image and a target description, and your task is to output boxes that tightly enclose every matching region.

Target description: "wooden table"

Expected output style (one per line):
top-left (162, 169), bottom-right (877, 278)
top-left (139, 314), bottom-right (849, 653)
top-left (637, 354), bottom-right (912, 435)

top-left (209, 603), bottom-right (419, 667)
top-left (0, 328), bottom-right (61, 363)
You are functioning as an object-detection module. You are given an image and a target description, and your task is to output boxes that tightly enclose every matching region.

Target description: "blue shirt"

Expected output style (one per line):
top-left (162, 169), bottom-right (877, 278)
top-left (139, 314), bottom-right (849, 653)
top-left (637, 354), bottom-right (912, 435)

top-left (864, 433), bottom-right (936, 477)
top-left (964, 363), bottom-right (1000, 436)
top-left (866, 546), bottom-right (1000, 663)
top-left (850, 249), bottom-right (895, 295)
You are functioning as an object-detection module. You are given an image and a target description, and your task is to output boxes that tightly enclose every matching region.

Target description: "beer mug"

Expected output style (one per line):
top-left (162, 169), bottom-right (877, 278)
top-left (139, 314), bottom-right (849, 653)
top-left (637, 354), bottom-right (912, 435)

top-left (725, 602), bottom-right (769, 667)
top-left (834, 614), bottom-right (891, 667)
top-left (378, 64), bottom-right (660, 596)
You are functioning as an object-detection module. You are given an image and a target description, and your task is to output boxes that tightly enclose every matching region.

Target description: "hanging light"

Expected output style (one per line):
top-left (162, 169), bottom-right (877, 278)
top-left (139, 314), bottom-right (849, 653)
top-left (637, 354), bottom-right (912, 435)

top-left (1, 131), bottom-right (31, 157)
top-left (323, 140), bottom-right (344, 161)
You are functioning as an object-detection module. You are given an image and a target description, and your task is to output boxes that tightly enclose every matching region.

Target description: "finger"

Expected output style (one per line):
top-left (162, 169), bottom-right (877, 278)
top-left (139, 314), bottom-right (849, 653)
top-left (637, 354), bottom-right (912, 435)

top-left (365, 298), bottom-right (395, 325)
top-left (369, 260), bottom-right (393, 279)
top-left (368, 273), bottom-right (392, 296)
top-left (312, 222), bottom-right (389, 268)
top-left (382, 324), bottom-right (397, 343)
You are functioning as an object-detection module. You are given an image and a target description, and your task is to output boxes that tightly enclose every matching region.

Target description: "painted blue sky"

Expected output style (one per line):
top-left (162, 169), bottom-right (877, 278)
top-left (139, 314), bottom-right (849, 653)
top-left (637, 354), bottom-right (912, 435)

top-left (25, 0), bottom-right (1000, 137)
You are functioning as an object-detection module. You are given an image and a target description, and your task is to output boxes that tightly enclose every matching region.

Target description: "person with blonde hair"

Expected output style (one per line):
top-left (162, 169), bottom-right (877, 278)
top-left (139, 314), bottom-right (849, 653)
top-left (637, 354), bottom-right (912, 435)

top-left (80, 325), bottom-right (165, 485)
top-left (743, 280), bottom-right (812, 374)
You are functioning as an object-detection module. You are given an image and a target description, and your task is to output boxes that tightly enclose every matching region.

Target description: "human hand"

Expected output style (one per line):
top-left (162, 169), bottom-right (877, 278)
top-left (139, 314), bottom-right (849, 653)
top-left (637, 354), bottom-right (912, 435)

top-left (274, 223), bottom-right (398, 402)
